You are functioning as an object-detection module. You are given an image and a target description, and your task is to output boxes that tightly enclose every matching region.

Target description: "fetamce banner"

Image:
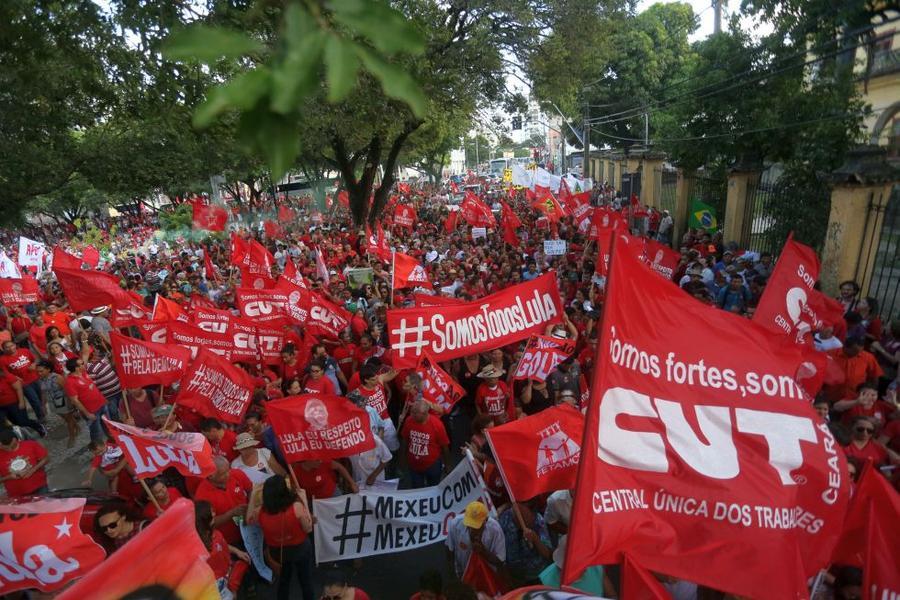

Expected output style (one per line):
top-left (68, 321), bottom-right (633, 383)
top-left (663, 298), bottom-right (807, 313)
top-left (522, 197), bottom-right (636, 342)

top-left (387, 273), bottom-right (564, 368)
top-left (563, 235), bottom-right (850, 600)
top-left (313, 456), bottom-right (492, 562)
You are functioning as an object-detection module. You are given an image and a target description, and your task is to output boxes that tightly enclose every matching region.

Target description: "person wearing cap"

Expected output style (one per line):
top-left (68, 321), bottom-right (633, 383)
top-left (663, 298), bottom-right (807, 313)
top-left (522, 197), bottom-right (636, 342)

top-left (151, 403), bottom-right (179, 432)
top-left (475, 365), bottom-right (513, 426)
top-left (230, 431), bottom-right (286, 485)
top-left (88, 306), bottom-right (113, 345)
top-left (445, 500), bottom-right (505, 578)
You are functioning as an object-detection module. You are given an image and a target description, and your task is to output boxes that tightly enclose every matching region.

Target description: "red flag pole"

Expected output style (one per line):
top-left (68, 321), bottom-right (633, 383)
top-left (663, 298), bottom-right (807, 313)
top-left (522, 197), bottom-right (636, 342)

top-left (483, 432), bottom-right (528, 533)
top-left (139, 478), bottom-right (164, 514)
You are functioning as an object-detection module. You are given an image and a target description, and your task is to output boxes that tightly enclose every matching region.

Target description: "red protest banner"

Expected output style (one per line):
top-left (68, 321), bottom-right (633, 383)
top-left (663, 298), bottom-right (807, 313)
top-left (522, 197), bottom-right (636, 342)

top-left (53, 267), bottom-right (133, 312)
top-left (563, 235), bottom-right (851, 599)
top-left (589, 206), bottom-right (624, 240)
top-left (393, 252), bottom-right (432, 290)
top-left (304, 290), bottom-right (350, 340)
top-left (642, 237), bottom-right (680, 281)
top-left (394, 204), bottom-right (417, 229)
top-left (512, 334), bottom-right (573, 382)
top-left (364, 223), bottom-right (392, 262)
top-left (460, 192), bottom-right (496, 228)
top-left (230, 317), bottom-right (284, 365)
top-left (167, 320), bottom-right (234, 360)
top-left (281, 259), bottom-right (307, 289)
top-left (412, 293), bottom-right (465, 307)
top-left (753, 235), bottom-right (845, 345)
top-left (235, 287), bottom-right (306, 327)
top-left (104, 417), bottom-right (216, 480)
top-left (57, 499), bottom-right (218, 600)
top-left (485, 404), bottom-right (582, 501)
top-left (176, 349), bottom-right (255, 424)
top-left (151, 294), bottom-right (188, 323)
top-left (109, 330), bottom-right (192, 388)
top-left (51, 245), bottom-right (83, 271)
top-left (0, 498), bottom-right (106, 594)
top-left (267, 394), bottom-right (375, 461)
top-left (189, 304), bottom-right (234, 335)
top-left (0, 276), bottom-right (40, 305)
top-left (387, 272), bottom-right (564, 368)
top-left (417, 351), bottom-right (466, 413)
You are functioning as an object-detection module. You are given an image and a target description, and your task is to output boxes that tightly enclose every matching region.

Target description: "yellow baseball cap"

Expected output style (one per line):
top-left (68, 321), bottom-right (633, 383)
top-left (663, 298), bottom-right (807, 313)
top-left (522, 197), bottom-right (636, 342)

top-left (463, 501), bottom-right (488, 529)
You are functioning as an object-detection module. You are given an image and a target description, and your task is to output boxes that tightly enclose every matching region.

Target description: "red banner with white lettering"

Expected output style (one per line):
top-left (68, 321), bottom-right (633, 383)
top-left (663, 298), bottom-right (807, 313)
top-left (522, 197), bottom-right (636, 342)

top-left (512, 334), bottom-right (573, 382)
top-left (57, 499), bottom-right (218, 600)
top-left (0, 276), bottom-right (40, 305)
top-left (590, 207), bottom-right (624, 240)
top-left (394, 204), bottom-right (417, 229)
top-left (753, 235), bottom-right (845, 345)
top-left (266, 394), bottom-right (375, 461)
top-left (104, 417), bottom-right (216, 480)
top-left (176, 349), bottom-right (255, 424)
top-left (563, 235), bottom-right (851, 599)
top-left (416, 351), bottom-right (466, 413)
top-left (235, 287), bottom-right (306, 327)
top-left (303, 290), bottom-right (351, 340)
top-left (486, 404), bottom-right (583, 502)
top-left (830, 463), bottom-right (900, 600)
top-left (192, 202), bottom-right (228, 231)
top-left (461, 193), bottom-right (496, 228)
top-left (282, 259), bottom-right (307, 289)
top-left (393, 251), bottom-right (432, 290)
top-left (109, 331), bottom-right (192, 388)
top-left (387, 272), bottom-right (564, 368)
top-left (190, 304), bottom-right (234, 335)
top-left (642, 237), bottom-right (680, 281)
top-left (0, 498), bottom-right (105, 594)
top-left (167, 320), bottom-right (234, 360)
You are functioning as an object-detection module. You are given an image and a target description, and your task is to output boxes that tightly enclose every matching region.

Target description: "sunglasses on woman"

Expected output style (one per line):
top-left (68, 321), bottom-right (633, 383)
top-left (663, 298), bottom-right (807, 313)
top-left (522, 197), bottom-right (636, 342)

top-left (99, 515), bottom-right (122, 532)
top-left (854, 426), bottom-right (874, 434)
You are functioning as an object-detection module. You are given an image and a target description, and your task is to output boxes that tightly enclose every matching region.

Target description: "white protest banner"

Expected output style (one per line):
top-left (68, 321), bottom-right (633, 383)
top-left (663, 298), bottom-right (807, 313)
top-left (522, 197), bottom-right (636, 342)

top-left (17, 237), bottom-right (45, 268)
top-left (313, 457), bottom-right (491, 562)
top-left (471, 227), bottom-right (487, 240)
top-left (544, 239), bottom-right (567, 256)
top-left (0, 251), bottom-right (21, 278)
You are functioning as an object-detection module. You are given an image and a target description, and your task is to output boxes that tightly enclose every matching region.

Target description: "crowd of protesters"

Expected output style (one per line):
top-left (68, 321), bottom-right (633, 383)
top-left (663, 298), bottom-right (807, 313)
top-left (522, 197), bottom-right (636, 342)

top-left (0, 176), bottom-right (896, 600)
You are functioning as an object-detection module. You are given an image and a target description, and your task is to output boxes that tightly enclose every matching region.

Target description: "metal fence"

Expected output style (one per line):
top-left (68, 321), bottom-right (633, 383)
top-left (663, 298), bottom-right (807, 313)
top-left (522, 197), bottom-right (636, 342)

top-left (655, 168), bottom-right (678, 215)
top-left (740, 166), bottom-right (783, 255)
top-left (862, 185), bottom-right (900, 320)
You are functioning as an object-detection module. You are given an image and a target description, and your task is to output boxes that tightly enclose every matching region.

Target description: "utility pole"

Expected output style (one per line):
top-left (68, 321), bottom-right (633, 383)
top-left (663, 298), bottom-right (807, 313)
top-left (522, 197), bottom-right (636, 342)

top-left (475, 136), bottom-right (480, 173)
top-left (713, 0), bottom-right (722, 34)
top-left (583, 102), bottom-right (590, 180)
top-left (644, 113), bottom-right (649, 147)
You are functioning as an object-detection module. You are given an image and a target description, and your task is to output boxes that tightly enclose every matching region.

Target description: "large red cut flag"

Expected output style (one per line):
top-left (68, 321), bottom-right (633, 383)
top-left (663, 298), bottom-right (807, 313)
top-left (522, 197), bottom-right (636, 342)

top-left (416, 351), bottom-right (466, 413)
top-left (393, 251), bottom-right (432, 289)
top-left (387, 272), bottom-right (564, 368)
top-left (563, 234), bottom-right (851, 599)
top-left (485, 404), bottom-right (582, 501)
top-left (621, 554), bottom-right (672, 600)
top-left (394, 204), bottom-right (417, 229)
top-left (104, 418), bottom-right (216, 480)
top-left (0, 276), bottom-right (40, 305)
top-left (754, 234), bottom-right (845, 345)
top-left (512, 334), bottom-right (574, 382)
top-left (830, 463), bottom-right (900, 599)
top-left (192, 201), bottom-right (228, 231)
top-left (0, 498), bottom-right (105, 594)
top-left (167, 320), bottom-right (235, 359)
top-left (235, 287), bottom-right (306, 327)
top-left (57, 499), bottom-right (218, 600)
top-left (109, 330), bottom-right (192, 388)
top-left (302, 289), bottom-right (351, 340)
top-left (266, 394), bottom-right (375, 461)
top-left (51, 245), bottom-right (83, 271)
top-left (176, 349), bottom-right (256, 424)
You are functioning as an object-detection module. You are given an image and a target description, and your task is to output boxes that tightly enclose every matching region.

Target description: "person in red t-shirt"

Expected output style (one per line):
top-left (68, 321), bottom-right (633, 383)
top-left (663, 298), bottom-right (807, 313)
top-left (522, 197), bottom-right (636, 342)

top-left (0, 429), bottom-right (49, 497)
top-left (843, 417), bottom-right (898, 468)
top-left (0, 366), bottom-right (44, 434)
top-left (195, 500), bottom-right (251, 595)
top-left (277, 345), bottom-right (304, 389)
top-left (302, 359), bottom-right (336, 395)
top-left (834, 382), bottom-right (896, 428)
top-left (142, 478), bottom-right (184, 519)
top-left (332, 330), bottom-right (357, 380)
top-left (474, 365), bottom-right (514, 425)
top-left (292, 459), bottom-right (357, 499)
top-left (194, 457), bottom-right (253, 544)
top-left (0, 340), bottom-right (44, 421)
top-left (401, 400), bottom-right (449, 488)
top-left (199, 418), bottom-right (239, 461)
top-left (64, 357), bottom-right (108, 443)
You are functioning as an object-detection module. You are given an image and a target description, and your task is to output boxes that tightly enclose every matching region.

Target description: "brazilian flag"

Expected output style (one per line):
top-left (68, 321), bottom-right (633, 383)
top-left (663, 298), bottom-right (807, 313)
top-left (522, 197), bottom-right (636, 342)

top-left (689, 199), bottom-right (718, 231)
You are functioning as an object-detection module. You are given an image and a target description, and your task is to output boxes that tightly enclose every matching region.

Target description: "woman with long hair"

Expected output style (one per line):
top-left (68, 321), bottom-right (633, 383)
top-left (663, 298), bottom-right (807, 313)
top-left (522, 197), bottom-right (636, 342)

top-left (195, 500), bottom-right (250, 600)
top-left (247, 476), bottom-right (314, 600)
top-left (93, 500), bottom-right (147, 554)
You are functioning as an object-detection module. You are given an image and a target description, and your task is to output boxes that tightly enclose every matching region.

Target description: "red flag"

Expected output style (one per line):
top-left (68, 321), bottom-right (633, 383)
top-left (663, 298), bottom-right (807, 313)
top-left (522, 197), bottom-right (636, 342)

top-left (278, 204), bottom-right (295, 221)
top-left (485, 404), bottom-right (583, 501)
top-left (393, 251), bottom-right (432, 289)
top-left (189, 305), bottom-right (234, 335)
top-left (57, 499), bottom-right (218, 600)
top-left (0, 498), bottom-right (105, 594)
top-left (240, 265), bottom-right (277, 290)
top-left (563, 235), bottom-right (851, 599)
top-left (831, 464), bottom-right (900, 598)
top-left (590, 207), bottom-right (623, 240)
top-left (461, 192), bottom-right (496, 228)
top-left (235, 287), bottom-right (306, 327)
top-left (263, 220), bottom-right (284, 239)
top-left (594, 227), bottom-right (642, 279)
top-left (176, 349), bottom-right (256, 424)
top-left (364, 224), bottom-right (391, 262)
top-left (81, 245), bottom-right (100, 268)
top-left (282, 259), bottom-right (307, 289)
top-left (501, 203), bottom-right (520, 247)
top-left (449, 181), bottom-right (459, 194)
top-left (203, 251), bottom-right (217, 281)
top-left (191, 202), bottom-right (228, 231)
top-left (109, 330), bottom-right (192, 388)
top-left (167, 319), bottom-right (236, 360)
top-left (387, 272), bottom-right (564, 368)
top-left (52, 245), bottom-right (83, 270)
top-left (54, 267), bottom-right (139, 314)
top-left (104, 418), bottom-right (216, 480)
top-left (417, 351), bottom-right (466, 413)
top-left (444, 209), bottom-right (459, 233)
top-left (236, 239), bottom-right (274, 279)
top-left (754, 235), bottom-right (845, 345)
top-left (266, 394), bottom-right (376, 461)
top-left (0, 275), bottom-right (40, 305)
top-left (462, 552), bottom-right (507, 596)
top-left (531, 191), bottom-right (568, 223)
top-left (642, 237), bottom-right (680, 281)
top-left (315, 245), bottom-right (330, 280)
top-left (621, 554), bottom-right (673, 600)
top-left (152, 294), bottom-right (188, 323)
top-left (230, 232), bottom-right (247, 265)
top-left (303, 290), bottom-right (351, 340)
top-left (512, 334), bottom-right (573, 382)
top-left (557, 177), bottom-right (573, 210)
top-left (398, 182), bottom-right (412, 195)
top-left (393, 204), bottom-right (417, 229)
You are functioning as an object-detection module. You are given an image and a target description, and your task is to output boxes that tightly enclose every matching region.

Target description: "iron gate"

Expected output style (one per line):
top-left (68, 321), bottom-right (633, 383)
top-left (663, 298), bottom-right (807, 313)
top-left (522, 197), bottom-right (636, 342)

top-left (655, 167), bottom-right (678, 215)
top-left (862, 185), bottom-right (900, 320)
top-left (683, 171), bottom-right (727, 230)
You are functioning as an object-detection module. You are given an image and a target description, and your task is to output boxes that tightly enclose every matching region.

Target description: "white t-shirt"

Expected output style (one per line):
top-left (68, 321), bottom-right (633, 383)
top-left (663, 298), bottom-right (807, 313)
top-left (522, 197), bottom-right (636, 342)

top-left (445, 515), bottom-right (506, 577)
top-left (814, 334), bottom-right (843, 352)
top-left (231, 448), bottom-right (276, 485)
top-left (349, 436), bottom-right (392, 483)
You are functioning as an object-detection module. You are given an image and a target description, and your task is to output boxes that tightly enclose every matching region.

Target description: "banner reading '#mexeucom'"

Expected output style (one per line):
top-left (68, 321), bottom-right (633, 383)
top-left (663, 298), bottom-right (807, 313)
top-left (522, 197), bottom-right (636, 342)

top-left (387, 272), bottom-right (564, 368)
top-left (563, 235), bottom-right (851, 600)
top-left (314, 456), bottom-right (491, 562)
